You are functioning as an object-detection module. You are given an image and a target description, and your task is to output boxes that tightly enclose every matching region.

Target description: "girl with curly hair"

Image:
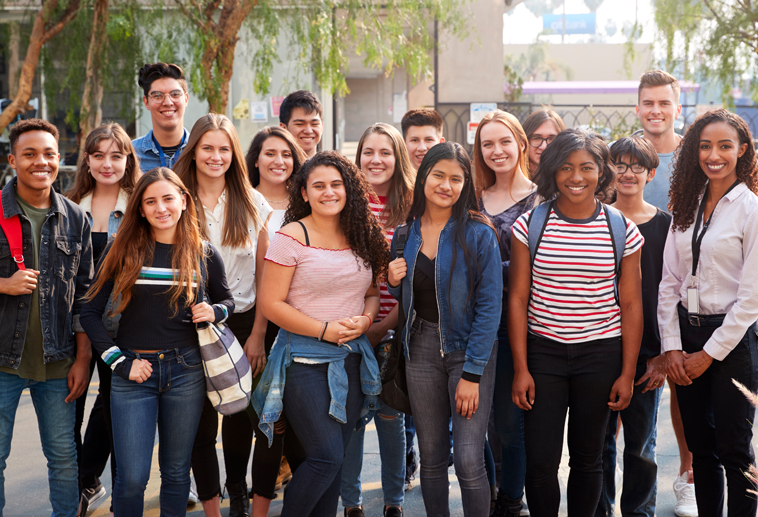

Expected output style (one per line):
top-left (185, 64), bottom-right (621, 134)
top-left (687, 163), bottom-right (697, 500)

top-left (174, 113), bottom-right (271, 517)
top-left (253, 151), bottom-right (389, 517)
top-left (658, 108), bottom-right (758, 517)
top-left (508, 129), bottom-right (643, 517)
top-left (340, 123), bottom-right (415, 517)
top-left (387, 142), bottom-right (502, 516)
top-left (80, 167), bottom-right (234, 516)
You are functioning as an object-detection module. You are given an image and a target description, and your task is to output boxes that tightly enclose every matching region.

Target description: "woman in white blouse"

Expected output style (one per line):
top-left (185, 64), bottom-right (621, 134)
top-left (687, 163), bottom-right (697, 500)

top-left (658, 109), bottom-right (758, 517)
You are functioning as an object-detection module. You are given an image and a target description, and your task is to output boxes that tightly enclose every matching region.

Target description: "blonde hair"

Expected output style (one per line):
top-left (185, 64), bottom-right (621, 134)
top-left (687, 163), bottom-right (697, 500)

top-left (473, 110), bottom-right (530, 195)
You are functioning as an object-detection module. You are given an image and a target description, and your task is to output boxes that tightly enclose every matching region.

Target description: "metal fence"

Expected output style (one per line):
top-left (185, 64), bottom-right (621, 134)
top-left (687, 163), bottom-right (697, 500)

top-left (437, 102), bottom-right (758, 153)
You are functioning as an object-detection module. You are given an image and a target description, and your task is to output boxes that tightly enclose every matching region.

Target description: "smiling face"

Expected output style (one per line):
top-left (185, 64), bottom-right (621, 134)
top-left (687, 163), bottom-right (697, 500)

top-left (636, 84), bottom-right (681, 138)
top-left (614, 153), bottom-right (653, 198)
top-left (528, 120), bottom-right (559, 170)
top-left (194, 130), bottom-right (232, 180)
top-left (554, 149), bottom-right (600, 211)
top-left (9, 130), bottom-right (60, 201)
top-left (301, 165), bottom-right (346, 218)
top-left (359, 132), bottom-right (396, 196)
top-left (282, 107), bottom-right (322, 156)
top-left (143, 77), bottom-right (188, 135)
top-left (255, 136), bottom-right (294, 188)
top-left (140, 179), bottom-right (187, 241)
top-left (423, 158), bottom-right (465, 211)
top-left (480, 121), bottom-right (525, 176)
top-left (405, 125), bottom-right (443, 169)
top-left (698, 121), bottom-right (748, 185)
top-left (85, 138), bottom-right (127, 188)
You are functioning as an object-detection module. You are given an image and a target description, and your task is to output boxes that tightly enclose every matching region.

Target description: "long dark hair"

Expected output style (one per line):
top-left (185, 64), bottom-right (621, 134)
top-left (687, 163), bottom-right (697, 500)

top-left (669, 108), bottom-right (758, 231)
top-left (245, 126), bottom-right (307, 188)
top-left (532, 128), bottom-right (615, 203)
top-left (284, 151), bottom-right (389, 285)
top-left (406, 142), bottom-right (496, 323)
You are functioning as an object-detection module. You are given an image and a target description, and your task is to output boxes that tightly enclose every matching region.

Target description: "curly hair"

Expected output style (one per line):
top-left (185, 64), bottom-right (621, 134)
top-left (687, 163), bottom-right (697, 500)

top-left (533, 128), bottom-right (615, 203)
top-left (284, 151), bottom-right (390, 285)
top-left (669, 109), bottom-right (758, 231)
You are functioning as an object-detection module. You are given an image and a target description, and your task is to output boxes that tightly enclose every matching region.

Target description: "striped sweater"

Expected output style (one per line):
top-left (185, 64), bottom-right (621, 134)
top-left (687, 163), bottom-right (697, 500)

top-left (80, 241), bottom-right (234, 380)
top-left (369, 196), bottom-right (397, 320)
top-left (512, 203), bottom-right (643, 343)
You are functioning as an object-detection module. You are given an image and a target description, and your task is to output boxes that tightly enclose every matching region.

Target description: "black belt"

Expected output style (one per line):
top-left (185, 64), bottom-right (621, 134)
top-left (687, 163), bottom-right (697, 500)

top-left (678, 303), bottom-right (726, 328)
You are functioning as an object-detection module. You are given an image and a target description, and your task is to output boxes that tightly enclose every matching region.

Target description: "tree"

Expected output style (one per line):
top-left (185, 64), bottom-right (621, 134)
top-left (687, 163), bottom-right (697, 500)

top-left (652, 0), bottom-right (754, 104)
top-left (165, 0), bottom-right (470, 114)
top-left (0, 0), bottom-right (81, 134)
top-left (78, 0), bottom-right (108, 149)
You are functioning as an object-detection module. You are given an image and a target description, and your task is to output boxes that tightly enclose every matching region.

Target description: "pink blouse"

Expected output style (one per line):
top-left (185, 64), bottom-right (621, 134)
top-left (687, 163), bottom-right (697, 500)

top-left (265, 232), bottom-right (373, 322)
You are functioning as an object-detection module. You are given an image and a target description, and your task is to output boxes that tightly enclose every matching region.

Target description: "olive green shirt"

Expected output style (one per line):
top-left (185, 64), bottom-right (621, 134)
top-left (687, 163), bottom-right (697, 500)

top-left (0, 195), bottom-right (72, 381)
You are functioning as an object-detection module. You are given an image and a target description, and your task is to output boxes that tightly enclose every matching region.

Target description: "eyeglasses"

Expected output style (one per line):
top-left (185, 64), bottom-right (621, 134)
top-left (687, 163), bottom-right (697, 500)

top-left (615, 162), bottom-right (648, 174)
top-left (528, 136), bottom-right (555, 148)
top-left (148, 90), bottom-right (184, 102)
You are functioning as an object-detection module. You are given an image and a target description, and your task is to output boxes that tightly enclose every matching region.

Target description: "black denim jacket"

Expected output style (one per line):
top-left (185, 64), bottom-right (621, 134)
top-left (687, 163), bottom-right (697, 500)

top-left (0, 179), bottom-right (93, 368)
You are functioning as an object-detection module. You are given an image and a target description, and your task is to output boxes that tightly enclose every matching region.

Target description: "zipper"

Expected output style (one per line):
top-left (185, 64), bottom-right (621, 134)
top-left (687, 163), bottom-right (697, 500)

top-left (406, 240), bottom-right (422, 361)
top-left (434, 231), bottom-right (444, 357)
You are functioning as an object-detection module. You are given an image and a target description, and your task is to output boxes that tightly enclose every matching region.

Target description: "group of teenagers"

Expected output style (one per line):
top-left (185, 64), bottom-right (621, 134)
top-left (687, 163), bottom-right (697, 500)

top-left (1, 63), bottom-right (757, 517)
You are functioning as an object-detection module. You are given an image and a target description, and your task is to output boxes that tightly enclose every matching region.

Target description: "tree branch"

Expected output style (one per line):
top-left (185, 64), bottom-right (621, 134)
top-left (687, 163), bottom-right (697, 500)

top-left (42, 0), bottom-right (82, 44)
top-left (174, 0), bottom-right (207, 31)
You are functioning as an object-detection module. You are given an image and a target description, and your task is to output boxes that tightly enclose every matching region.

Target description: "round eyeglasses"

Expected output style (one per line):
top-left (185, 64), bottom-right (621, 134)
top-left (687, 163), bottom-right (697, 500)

top-left (615, 162), bottom-right (648, 174)
top-left (528, 136), bottom-right (555, 148)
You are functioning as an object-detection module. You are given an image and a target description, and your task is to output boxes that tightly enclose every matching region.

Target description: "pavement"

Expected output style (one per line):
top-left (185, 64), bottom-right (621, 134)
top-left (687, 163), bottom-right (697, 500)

top-left (4, 373), bottom-right (758, 516)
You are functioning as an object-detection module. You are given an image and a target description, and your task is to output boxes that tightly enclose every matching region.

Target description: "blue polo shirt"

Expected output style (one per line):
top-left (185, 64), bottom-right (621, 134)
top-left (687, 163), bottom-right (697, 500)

top-left (132, 128), bottom-right (189, 173)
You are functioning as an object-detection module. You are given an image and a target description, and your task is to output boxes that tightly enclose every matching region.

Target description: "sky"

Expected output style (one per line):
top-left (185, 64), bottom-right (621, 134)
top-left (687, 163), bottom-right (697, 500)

top-left (504, 0), bottom-right (656, 45)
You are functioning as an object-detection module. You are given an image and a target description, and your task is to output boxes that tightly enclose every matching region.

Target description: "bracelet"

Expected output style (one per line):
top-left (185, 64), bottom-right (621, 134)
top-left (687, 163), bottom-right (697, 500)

top-left (358, 314), bottom-right (372, 326)
top-left (318, 321), bottom-right (327, 341)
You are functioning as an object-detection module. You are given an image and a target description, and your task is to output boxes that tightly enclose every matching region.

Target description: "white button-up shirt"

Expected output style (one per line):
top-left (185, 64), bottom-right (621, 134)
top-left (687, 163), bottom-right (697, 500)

top-left (658, 182), bottom-right (758, 360)
top-left (203, 189), bottom-right (272, 313)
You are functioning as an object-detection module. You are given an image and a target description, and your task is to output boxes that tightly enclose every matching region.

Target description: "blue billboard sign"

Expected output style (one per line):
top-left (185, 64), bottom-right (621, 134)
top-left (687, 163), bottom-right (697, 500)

top-left (543, 13), bottom-right (596, 35)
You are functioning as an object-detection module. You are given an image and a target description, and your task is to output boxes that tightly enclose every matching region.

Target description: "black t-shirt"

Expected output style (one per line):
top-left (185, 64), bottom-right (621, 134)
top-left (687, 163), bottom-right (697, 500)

top-left (636, 209), bottom-right (672, 373)
top-left (91, 232), bottom-right (109, 265)
top-left (161, 144), bottom-right (181, 161)
top-left (413, 252), bottom-right (439, 323)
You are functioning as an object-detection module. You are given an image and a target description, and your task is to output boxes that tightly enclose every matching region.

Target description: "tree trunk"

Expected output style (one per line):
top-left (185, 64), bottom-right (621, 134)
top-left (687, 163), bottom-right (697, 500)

top-left (8, 22), bottom-right (20, 98)
top-left (79, 0), bottom-right (109, 155)
top-left (0, 0), bottom-right (81, 134)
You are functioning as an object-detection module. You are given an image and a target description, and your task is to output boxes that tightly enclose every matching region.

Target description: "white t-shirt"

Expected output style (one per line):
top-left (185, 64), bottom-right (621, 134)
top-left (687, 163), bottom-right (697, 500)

top-left (203, 188), bottom-right (273, 312)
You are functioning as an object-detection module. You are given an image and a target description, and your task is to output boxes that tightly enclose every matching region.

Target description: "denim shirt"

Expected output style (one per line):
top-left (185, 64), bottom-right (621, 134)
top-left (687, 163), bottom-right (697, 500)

top-left (132, 128), bottom-right (189, 172)
top-left (71, 189), bottom-right (129, 337)
top-left (252, 330), bottom-right (381, 446)
top-left (0, 179), bottom-right (93, 368)
top-left (387, 216), bottom-right (502, 377)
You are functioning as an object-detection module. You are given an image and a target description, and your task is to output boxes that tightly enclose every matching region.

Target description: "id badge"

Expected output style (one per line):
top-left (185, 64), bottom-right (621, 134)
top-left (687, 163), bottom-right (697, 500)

top-left (687, 287), bottom-right (700, 315)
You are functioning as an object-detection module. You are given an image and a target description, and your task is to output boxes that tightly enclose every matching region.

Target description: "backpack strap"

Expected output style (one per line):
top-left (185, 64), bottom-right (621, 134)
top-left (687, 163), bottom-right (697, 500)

top-left (394, 224), bottom-right (409, 259)
top-left (527, 200), bottom-right (552, 270)
top-left (295, 220), bottom-right (310, 246)
top-left (603, 204), bottom-right (627, 275)
top-left (0, 196), bottom-right (26, 271)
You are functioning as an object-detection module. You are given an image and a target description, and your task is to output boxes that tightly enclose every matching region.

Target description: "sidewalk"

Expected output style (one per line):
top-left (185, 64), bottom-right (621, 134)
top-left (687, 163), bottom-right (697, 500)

top-left (4, 375), bottom-right (753, 516)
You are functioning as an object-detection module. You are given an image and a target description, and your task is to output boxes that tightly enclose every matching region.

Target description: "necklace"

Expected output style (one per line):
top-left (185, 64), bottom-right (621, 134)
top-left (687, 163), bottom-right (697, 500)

top-left (265, 197), bottom-right (288, 205)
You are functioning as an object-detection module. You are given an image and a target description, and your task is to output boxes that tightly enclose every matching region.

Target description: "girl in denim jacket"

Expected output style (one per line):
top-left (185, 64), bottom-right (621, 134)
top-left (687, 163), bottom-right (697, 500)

top-left (387, 142), bottom-right (502, 517)
top-left (66, 122), bottom-right (139, 516)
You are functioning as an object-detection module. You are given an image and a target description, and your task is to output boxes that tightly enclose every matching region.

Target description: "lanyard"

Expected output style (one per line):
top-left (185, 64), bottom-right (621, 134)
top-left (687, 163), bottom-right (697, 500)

top-left (690, 180), bottom-right (739, 279)
top-left (151, 131), bottom-right (186, 168)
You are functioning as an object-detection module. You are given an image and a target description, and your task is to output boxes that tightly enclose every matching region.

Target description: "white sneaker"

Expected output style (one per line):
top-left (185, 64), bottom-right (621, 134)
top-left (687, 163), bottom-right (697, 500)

top-left (187, 486), bottom-right (199, 505)
top-left (673, 472), bottom-right (698, 517)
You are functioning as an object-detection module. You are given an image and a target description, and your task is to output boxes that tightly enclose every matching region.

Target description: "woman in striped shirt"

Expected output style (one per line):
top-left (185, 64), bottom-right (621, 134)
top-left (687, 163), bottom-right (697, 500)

top-left (508, 129), bottom-right (644, 517)
top-left (340, 123), bottom-right (415, 517)
top-left (80, 167), bottom-right (234, 516)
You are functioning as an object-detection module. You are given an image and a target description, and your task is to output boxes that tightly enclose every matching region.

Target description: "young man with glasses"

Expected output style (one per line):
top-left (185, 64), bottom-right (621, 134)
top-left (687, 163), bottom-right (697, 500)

top-left (132, 63), bottom-right (190, 172)
top-left (595, 136), bottom-right (670, 517)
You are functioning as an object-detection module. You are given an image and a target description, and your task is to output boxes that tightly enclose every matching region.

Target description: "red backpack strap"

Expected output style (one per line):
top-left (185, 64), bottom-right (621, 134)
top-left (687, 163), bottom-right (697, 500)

top-left (0, 196), bottom-right (26, 271)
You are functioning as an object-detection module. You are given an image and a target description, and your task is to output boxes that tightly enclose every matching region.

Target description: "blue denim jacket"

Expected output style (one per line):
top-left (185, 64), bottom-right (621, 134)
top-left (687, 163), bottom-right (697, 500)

top-left (71, 189), bottom-right (128, 337)
top-left (387, 216), bottom-right (502, 377)
top-left (252, 330), bottom-right (381, 446)
top-left (0, 179), bottom-right (93, 368)
top-left (132, 128), bottom-right (189, 172)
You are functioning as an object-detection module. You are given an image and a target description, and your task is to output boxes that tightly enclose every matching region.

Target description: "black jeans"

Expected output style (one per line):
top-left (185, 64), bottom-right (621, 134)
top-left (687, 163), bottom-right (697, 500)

top-left (524, 333), bottom-right (622, 517)
top-left (191, 308), bottom-right (258, 500)
top-left (675, 310), bottom-right (758, 517)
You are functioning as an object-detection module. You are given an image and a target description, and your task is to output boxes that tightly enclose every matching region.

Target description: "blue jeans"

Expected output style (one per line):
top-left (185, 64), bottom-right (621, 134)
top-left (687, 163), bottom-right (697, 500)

top-left (596, 374), bottom-right (661, 517)
top-left (493, 324), bottom-right (526, 500)
top-left (341, 403), bottom-right (405, 507)
top-left (0, 373), bottom-right (78, 517)
top-left (282, 353), bottom-right (364, 517)
top-left (405, 318), bottom-right (496, 517)
top-left (110, 348), bottom-right (205, 517)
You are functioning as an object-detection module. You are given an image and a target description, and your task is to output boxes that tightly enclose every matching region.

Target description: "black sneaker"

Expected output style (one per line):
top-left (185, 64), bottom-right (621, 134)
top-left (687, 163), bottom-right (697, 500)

top-left (78, 482), bottom-right (106, 516)
top-left (384, 507), bottom-right (403, 517)
top-left (404, 449), bottom-right (418, 491)
top-left (344, 508), bottom-right (365, 517)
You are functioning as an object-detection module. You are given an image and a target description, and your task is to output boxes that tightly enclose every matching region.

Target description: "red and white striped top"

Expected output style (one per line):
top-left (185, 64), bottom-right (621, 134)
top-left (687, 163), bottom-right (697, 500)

top-left (370, 196), bottom-right (398, 320)
top-left (264, 232), bottom-right (373, 322)
top-left (512, 204), bottom-right (643, 343)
